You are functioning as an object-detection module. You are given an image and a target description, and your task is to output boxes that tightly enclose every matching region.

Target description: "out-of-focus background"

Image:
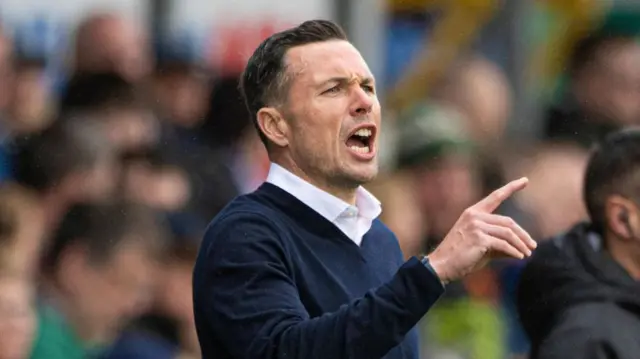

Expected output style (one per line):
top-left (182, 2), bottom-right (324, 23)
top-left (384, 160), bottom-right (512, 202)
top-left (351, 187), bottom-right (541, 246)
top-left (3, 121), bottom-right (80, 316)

top-left (0, 0), bottom-right (638, 358)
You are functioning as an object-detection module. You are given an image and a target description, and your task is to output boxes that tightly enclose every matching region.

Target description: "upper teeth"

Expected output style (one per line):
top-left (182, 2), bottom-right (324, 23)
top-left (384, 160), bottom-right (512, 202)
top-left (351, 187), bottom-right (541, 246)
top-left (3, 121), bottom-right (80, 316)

top-left (355, 128), bottom-right (372, 137)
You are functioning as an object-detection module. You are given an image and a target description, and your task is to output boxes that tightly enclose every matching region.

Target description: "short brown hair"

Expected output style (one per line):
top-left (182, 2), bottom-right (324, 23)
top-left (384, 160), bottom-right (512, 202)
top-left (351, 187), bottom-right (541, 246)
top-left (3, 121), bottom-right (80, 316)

top-left (240, 20), bottom-right (347, 147)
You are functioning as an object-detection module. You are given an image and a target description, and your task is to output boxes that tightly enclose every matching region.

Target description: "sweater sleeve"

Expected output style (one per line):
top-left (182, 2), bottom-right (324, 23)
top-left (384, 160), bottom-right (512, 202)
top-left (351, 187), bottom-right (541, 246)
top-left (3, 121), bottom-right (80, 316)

top-left (194, 212), bottom-right (444, 359)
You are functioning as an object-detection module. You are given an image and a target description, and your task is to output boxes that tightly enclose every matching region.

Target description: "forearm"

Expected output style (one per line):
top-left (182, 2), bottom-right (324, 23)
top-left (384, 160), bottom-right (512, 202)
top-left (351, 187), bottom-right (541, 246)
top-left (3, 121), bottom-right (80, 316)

top-left (210, 258), bottom-right (443, 359)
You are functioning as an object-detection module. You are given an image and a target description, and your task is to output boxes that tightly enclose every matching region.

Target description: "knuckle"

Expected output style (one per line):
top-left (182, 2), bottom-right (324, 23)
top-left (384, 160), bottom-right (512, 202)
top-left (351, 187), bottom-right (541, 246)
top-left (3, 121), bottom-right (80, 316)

top-left (471, 228), bottom-right (484, 238)
top-left (463, 208), bottom-right (478, 218)
top-left (470, 219), bottom-right (483, 229)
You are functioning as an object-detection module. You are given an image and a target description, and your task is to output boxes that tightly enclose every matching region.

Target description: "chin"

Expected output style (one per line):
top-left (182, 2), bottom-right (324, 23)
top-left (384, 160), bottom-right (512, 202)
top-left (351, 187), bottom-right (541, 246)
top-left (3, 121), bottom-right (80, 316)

top-left (344, 163), bottom-right (379, 185)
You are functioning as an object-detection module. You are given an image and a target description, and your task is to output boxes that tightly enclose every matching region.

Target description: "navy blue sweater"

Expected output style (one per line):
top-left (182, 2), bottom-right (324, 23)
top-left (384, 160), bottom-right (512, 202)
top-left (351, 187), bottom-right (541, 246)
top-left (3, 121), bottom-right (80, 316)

top-left (193, 183), bottom-right (444, 359)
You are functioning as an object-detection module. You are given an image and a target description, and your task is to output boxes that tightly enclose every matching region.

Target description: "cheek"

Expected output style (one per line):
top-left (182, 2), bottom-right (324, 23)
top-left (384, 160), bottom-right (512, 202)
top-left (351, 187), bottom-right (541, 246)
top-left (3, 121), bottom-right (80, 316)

top-left (293, 119), bottom-right (333, 152)
top-left (290, 101), bottom-right (345, 157)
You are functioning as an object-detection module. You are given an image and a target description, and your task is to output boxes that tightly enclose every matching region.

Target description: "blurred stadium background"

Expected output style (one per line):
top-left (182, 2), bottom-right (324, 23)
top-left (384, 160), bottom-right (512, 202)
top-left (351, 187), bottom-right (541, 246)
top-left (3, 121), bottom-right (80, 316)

top-left (0, 0), bottom-right (638, 358)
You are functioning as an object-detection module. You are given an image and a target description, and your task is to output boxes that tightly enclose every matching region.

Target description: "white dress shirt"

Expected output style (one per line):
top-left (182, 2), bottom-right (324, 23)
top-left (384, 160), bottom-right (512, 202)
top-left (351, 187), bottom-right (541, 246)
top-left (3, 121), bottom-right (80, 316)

top-left (265, 163), bottom-right (382, 246)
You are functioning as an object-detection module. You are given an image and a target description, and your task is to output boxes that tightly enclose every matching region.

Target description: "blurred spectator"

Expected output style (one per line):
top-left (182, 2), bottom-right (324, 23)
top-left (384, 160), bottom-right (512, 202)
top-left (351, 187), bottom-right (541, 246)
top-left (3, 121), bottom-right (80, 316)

top-left (72, 12), bottom-right (151, 82)
top-left (510, 142), bottom-right (589, 238)
top-left (200, 75), bottom-right (253, 150)
top-left (544, 33), bottom-right (640, 147)
top-left (200, 75), bottom-right (270, 193)
top-left (394, 102), bottom-right (505, 359)
top-left (5, 24), bottom-right (56, 136)
top-left (433, 55), bottom-right (512, 147)
top-left (396, 102), bottom-right (480, 250)
top-left (0, 183), bottom-right (45, 279)
top-left (105, 232), bottom-right (201, 359)
top-left (31, 202), bottom-right (169, 359)
top-left (518, 128), bottom-right (640, 358)
top-left (0, 273), bottom-right (35, 359)
top-left (6, 58), bottom-right (54, 135)
top-left (60, 72), bottom-right (159, 153)
top-left (368, 170), bottom-right (426, 259)
top-left (11, 118), bottom-right (118, 231)
top-left (152, 38), bottom-right (211, 130)
top-left (149, 69), bottom-right (241, 221)
top-left (0, 184), bottom-right (41, 359)
top-left (120, 153), bottom-right (191, 213)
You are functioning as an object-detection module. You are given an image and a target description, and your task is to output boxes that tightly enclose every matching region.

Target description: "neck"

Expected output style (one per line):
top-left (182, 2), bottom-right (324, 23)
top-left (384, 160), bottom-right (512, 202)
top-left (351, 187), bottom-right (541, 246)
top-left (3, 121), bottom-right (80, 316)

top-left (605, 232), bottom-right (640, 280)
top-left (272, 157), bottom-right (358, 205)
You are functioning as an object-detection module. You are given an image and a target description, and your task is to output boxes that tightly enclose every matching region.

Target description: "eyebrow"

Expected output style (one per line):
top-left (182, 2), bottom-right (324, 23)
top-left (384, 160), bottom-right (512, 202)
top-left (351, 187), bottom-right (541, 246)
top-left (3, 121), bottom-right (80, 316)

top-left (320, 76), bottom-right (375, 87)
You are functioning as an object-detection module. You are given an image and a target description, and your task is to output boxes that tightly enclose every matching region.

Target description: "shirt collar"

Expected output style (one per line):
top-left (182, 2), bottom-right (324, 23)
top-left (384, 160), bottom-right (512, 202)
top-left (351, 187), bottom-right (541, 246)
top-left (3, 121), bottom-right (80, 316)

top-left (265, 162), bottom-right (381, 222)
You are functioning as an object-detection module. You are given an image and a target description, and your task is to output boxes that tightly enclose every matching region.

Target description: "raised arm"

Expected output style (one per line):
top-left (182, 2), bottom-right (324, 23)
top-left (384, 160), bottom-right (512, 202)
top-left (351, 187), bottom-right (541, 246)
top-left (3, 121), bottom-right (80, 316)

top-left (193, 213), bottom-right (443, 359)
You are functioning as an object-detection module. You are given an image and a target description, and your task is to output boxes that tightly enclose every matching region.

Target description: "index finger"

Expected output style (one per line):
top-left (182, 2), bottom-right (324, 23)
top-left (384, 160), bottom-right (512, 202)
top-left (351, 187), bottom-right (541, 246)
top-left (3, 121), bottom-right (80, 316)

top-left (472, 177), bottom-right (529, 213)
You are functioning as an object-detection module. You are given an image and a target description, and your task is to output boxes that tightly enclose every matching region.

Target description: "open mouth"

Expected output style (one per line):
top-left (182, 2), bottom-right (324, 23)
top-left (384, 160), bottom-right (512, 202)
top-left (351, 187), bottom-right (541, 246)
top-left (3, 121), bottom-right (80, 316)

top-left (346, 126), bottom-right (375, 155)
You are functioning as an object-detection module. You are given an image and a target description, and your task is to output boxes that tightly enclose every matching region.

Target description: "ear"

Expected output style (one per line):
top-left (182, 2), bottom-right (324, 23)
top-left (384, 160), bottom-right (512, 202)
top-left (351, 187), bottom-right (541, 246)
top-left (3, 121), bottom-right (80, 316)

top-left (256, 108), bottom-right (289, 147)
top-left (605, 195), bottom-right (636, 240)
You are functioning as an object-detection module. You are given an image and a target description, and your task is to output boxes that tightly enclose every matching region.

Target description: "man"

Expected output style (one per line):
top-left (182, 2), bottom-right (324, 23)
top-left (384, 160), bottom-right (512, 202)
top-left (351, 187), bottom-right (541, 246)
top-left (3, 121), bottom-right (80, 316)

top-left (31, 202), bottom-right (168, 359)
top-left (59, 72), bottom-right (159, 153)
top-left (105, 226), bottom-right (202, 359)
top-left (517, 128), bottom-right (640, 359)
top-left (72, 12), bottom-right (151, 82)
top-left (544, 33), bottom-right (640, 148)
top-left (11, 119), bottom-right (118, 232)
top-left (193, 20), bottom-right (536, 359)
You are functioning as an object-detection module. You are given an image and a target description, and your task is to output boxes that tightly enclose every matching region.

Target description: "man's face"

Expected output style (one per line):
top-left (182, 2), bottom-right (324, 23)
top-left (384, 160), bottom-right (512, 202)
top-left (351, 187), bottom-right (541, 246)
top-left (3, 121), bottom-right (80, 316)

top-left (103, 108), bottom-right (159, 152)
top-left (79, 155), bottom-right (120, 201)
top-left (413, 154), bottom-right (481, 237)
top-left (579, 41), bottom-right (640, 125)
top-left (275, 40), bottom-right (381, 189)
top-left (77, 16), bottom-right (150, 81)
top-left (69, 242), bottom-right (157, 343)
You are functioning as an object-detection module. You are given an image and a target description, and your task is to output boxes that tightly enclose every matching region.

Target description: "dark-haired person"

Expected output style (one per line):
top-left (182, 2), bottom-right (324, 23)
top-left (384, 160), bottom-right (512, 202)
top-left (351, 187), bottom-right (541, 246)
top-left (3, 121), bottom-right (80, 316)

top-left (11, 119), bottom-right (117, 232)
top-left (517, 128), bottom-right (640, 359)
top-left (544, 33), bottom-right (640, 147)
top-left (72, 13), bottom-right (150, 82)
top-left (193, 20), bottom-right (536, 359)
top-left (59, 72), bottom-right (159, 153)
top-left (30, 202), bottom-right (168, 359)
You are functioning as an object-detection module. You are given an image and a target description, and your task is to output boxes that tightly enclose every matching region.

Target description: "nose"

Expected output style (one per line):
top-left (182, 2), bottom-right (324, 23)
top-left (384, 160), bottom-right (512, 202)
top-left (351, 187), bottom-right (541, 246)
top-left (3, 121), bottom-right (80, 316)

top-left (349, 87), bottom-right (374, 117)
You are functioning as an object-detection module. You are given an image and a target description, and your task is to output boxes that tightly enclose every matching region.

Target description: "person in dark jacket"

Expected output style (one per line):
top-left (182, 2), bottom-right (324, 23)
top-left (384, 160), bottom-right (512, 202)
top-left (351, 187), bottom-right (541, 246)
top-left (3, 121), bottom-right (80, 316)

top-left (517, 127), bottom-right (640, 359)
top-left (193, 20), bottom-right (537, 359)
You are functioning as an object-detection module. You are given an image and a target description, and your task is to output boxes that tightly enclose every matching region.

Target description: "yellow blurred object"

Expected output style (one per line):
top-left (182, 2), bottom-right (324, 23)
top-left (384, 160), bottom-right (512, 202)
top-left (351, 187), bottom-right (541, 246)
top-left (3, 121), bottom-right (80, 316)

top-left (387, 0), bottom-right (443, 12)
top-left (386, 0), bottom-right (499, 113)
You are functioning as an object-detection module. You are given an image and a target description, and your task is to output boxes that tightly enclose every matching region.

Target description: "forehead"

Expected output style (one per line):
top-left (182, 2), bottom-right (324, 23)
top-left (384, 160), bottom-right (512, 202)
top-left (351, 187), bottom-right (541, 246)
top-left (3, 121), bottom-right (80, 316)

top-left (285, 40), bottom-right (373, 83)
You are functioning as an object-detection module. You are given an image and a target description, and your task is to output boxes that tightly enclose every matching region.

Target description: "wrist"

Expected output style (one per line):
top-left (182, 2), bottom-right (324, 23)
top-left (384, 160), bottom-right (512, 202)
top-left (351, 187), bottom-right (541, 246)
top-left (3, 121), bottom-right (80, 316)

top-left (421, 255), bottom-right (448, 286)
top-left (426, 250), bottom-right (450, 284)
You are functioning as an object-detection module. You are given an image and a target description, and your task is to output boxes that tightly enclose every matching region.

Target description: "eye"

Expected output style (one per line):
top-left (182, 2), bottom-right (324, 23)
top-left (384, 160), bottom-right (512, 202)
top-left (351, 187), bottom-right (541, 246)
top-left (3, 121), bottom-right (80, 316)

top-left (361, 84), bottom-right (375, 94)
top-left (322, 85), bottom-right (341, 95)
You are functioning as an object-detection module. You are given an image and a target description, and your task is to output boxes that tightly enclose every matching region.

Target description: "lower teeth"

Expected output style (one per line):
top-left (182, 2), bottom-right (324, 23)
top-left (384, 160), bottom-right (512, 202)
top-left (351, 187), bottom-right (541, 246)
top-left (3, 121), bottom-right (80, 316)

top-left (349, 145), bottom-right (370, 153)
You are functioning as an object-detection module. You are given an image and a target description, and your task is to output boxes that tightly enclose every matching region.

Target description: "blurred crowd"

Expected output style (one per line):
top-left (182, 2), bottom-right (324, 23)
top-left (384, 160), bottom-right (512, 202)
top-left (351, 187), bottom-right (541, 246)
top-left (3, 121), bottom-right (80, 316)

top-left (0, 5), bottom-right (639, 359)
